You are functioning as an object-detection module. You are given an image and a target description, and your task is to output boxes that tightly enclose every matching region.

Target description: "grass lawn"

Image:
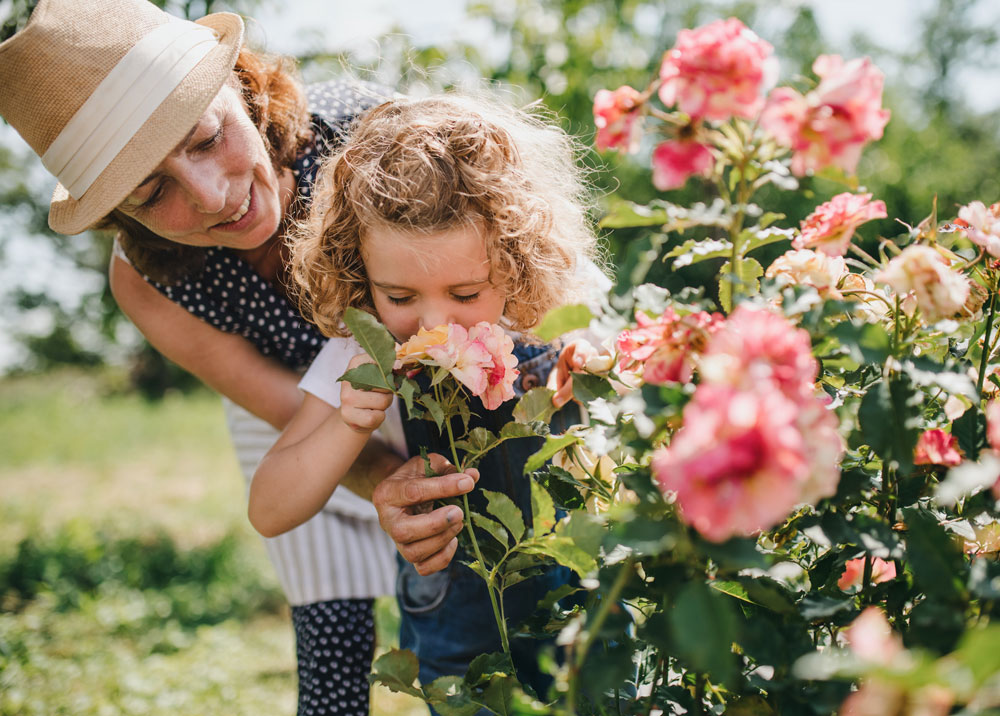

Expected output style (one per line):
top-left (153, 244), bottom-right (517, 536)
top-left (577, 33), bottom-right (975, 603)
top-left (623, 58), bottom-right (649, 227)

top-left (0, 369), bottom-right (426, 716)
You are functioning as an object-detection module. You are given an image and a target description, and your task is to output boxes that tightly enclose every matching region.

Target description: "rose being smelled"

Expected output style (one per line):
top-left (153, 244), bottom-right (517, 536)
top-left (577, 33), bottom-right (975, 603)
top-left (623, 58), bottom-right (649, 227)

top-left (395, 322), bottom-right (519, 410)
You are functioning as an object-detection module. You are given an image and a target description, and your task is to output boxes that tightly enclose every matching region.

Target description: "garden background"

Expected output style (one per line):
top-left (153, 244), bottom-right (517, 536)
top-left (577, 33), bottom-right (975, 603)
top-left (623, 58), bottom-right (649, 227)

top-left (2, 0), bottom-right (1000, 713)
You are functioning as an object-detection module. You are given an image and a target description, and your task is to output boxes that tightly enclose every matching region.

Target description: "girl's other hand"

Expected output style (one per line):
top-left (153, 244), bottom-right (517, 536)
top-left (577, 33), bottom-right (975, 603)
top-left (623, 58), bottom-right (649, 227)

top-left (548, 339), bottom-right (614, 408)
top-left (340, 354), bottom-right (394, 433)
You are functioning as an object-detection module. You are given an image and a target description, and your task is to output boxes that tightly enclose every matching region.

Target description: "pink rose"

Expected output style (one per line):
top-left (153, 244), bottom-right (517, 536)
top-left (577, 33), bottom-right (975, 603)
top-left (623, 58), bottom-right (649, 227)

top-left (795, 192), bottom-right (888, 257)
top-left (396, 322), bottom-right (519, 410)
top-left (699, 306), bottom-right (820, 401)
top-left (651, 139), bottom-right (714, 191)
top-left (615, 308), bottom-right (724, 385)
top-left (837, 557), bottom-right (897, 591)
top-left (653, 380), bottom-right (842, 542)
top-left (658, 17), bottom-right (775, 121)
top-left (845, 607), bottom-right (902, 665)
top-left (875, 245), bottom-right (971, 323)
top-left (760, 55), bottom-right (890, 176)
top-left (593, 85), bottom-right (644, 153)
top-left (652, 384), bottom-right (810, 542)
top-left (913, 429), bottom-right (964, 467)
top-left (465, 322), bottom-right (519, 410)
top-left (765, 248), bottom-right (848, 298)
top-left (957, 201), bottom-right (1000, 258)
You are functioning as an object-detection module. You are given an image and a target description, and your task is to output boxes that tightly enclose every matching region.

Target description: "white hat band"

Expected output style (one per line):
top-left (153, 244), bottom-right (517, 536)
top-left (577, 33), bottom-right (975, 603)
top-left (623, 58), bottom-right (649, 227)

top-left (41, 18), bottom-right (219, 200)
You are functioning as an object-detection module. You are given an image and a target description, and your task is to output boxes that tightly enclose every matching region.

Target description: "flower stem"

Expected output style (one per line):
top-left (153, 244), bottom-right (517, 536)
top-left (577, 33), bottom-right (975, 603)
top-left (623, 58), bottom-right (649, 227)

top-left (977, 288), bottom-right (997, 397)
top-left (439, 392), bottom-right (510, 655)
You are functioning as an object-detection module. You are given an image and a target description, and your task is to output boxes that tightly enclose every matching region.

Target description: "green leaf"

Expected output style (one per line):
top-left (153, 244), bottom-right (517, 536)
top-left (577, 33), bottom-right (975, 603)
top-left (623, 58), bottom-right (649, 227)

top-left (665, 237), bottom-right (733, 268)
top-left (482, 488), bottom-right (525, 542)
top-left (556, 511), bottom-right (604, 557)
top-left (342, 307), bottom-right (397, 375)
top-left (498, 421), bottom-right (545, 440)
top-left (954, 625), bottom-right (1000, 685)
top-left (512, 387), bottom-right (559, 424)
top-left (453, 427), bottom-right (499, 456)
top-left (669, 580), bottom-right (739, 685)
top-left (572, 372), bottom-right (616, 404)
top-left (718, 257), bottom-right (764, 312)
top-left (532, 304), bottom-right (594, 342)
top-left (829, 321), bottom-right (891, 365)
top-left (530, 481), bottom-right (556, 535)
top-left (339, 362), bottom-right (394, 391)
top-left (524, 434), bottom-right (579, 474)
top-left (398, 377), bottom-right (418, 416)
top-left (902, 505), bottom-right (967, 602)
top-left (952, 405), bottom-right (986, 459)
top-left (369, 649), bottom-right (423, 698)
top-left (520, 536), bottom-right (596, 577)
top-left (742, 226), bottom-right (795, 254)
top-left (598, 199), bottom-right (670, 228)
top-left (421, 395), bottom-right (446, 432)
top-left (857, 374), bottom-right (922, 473)
top-left (423, 675), bottom-right (481, 716)
top-left (471, 512), bottom-right (509, 548)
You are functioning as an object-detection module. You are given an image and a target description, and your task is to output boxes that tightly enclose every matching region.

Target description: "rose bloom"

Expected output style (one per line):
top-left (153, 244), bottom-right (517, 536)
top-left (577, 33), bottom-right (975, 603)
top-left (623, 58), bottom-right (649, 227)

top-left (615, 307), bottom-right (724, 385)
top-left (651, 139), bottom-right (714, 191)
top-left (875, 245), bottom-right (971, 323)
top-left (760, 55), bottom-right (890, 176)
top-left (957, 200), bottom-right (1000, 258)
top-left (913, 428), bottom-right (964, 467)
top-left (396, 322), bottom-right (519, 410)
top-left (765, 248), bottom-right (848, 298)
top-left (395, 325), bottom-right (452, 367)
top-left (837, 557), bottom-right (897, 591)
top-left (699, 305), bottom-right (820, 401)
top-left (840, 273), bottom-right (892, 322)
top-left (795, 192), bottom-right (888, 257)
top-left (652, 380), bottom-right (841, 542)
top-left (593, 85), bottom-right (644, 153)
top-left (658, 17), bottom-right (775, 121)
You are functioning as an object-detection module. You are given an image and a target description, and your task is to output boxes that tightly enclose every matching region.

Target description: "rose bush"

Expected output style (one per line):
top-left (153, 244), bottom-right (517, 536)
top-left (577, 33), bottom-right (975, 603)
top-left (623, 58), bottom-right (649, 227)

top-left (368, 16), bottom-right (1000, 716)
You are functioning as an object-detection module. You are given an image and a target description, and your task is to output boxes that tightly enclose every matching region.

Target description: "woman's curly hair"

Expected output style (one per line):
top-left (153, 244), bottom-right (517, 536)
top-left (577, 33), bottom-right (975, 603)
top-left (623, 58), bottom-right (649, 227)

top-left (289, 92), bottom-right (601, 338)
top-left (102, 47), bottom-right (312, 284)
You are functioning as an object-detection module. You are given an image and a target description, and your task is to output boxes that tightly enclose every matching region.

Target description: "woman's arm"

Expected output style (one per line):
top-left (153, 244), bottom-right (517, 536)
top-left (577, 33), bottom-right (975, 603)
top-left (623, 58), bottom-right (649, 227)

top-left (109, 254), bottom-right (302, 430)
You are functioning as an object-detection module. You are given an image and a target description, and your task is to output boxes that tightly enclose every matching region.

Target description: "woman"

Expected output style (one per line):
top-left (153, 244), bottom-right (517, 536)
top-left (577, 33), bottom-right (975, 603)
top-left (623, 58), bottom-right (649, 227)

top-left (0, 0), bottom-right (477, 712)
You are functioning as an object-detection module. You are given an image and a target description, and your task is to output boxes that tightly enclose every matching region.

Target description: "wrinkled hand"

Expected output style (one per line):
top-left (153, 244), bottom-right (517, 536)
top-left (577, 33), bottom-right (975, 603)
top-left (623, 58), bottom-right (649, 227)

top-left (340, 354), bottom-right (394, 433)
top-left (372, 452), bottom-right (480, 575)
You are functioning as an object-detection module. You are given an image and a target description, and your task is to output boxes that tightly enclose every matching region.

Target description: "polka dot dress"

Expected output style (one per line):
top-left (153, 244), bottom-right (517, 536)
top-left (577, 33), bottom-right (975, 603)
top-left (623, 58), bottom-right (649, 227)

top-left (147, 79), bottom-right (391, 370)
top-left (141, 79), bottom-right (392, 715)
top-left (292, 599), bottom-right (376, 716)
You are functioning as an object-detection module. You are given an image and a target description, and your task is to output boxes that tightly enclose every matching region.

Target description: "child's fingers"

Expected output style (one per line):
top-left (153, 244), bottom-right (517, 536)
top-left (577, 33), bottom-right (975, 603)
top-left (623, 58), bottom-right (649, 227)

top-left (344, 387), bottom-right (394, 411)
top-left (342, 406), bottom-right (387, 432)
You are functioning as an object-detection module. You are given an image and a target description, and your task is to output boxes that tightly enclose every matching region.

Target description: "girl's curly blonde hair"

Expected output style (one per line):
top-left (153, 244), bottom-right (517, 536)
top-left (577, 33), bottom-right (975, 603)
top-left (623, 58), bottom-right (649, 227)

top-left (289, 92), bottom-right (601, 338)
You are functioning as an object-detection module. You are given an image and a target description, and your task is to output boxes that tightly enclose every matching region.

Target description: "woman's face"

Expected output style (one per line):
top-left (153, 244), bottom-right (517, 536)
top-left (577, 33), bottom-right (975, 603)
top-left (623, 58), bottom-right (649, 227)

top-left (362, 222), bottom-right (507, 342)
top-left (117, 83), bottom-right (291, 250)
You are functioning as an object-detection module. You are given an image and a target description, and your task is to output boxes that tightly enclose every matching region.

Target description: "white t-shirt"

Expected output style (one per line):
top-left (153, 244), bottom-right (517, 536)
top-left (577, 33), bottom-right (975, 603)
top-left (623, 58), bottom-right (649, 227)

top-left (298, 336), bottom-right (408, 458)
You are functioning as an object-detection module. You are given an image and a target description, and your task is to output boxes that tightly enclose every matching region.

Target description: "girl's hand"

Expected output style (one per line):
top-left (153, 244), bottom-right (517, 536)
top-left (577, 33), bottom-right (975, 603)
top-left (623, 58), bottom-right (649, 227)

top-left (340, 354), bottom-right (394, 433)
top-left (548, 339), bottom-right (614, 408)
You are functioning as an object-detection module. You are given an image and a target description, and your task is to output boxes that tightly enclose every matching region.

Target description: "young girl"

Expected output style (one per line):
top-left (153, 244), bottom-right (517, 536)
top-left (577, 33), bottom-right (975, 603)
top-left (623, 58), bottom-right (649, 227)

top-left (248, 93), bottom-right (603, 700)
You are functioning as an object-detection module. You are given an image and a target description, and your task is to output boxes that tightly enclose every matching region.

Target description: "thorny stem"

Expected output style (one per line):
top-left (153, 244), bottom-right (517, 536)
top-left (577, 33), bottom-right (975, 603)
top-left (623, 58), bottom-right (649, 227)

top-left (437, 383), bottom-right (510, 655)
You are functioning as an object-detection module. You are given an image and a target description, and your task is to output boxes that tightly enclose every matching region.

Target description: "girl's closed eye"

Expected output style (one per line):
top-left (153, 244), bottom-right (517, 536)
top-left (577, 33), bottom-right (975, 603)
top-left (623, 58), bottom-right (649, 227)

top-left (386, 294), bottom-right (415, 305)
top-left (452, 292), bottom-right (481, 304)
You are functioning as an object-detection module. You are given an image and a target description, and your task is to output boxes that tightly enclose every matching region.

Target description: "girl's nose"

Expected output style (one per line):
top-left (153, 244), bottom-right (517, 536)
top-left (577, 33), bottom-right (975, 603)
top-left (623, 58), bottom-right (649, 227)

top-left (419, 305), bottom-right (454, 331)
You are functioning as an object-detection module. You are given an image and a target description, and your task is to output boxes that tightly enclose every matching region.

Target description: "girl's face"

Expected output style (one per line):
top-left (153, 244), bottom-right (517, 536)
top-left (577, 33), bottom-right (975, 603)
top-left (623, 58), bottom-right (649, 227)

top-left (116, 84), bottom-right (293, 250)
top-left (362, 223), bottom-right (507, 342)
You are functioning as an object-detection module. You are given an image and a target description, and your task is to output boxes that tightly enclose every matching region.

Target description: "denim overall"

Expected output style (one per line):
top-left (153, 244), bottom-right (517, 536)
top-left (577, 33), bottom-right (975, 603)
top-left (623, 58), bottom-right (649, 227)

top-left (396, 342), bottom-right (579, 706)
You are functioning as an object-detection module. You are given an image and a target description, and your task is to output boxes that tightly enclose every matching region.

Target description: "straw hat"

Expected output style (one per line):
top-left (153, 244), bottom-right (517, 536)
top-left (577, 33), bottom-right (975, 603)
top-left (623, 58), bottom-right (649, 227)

top-left (0, 0), bottom-right (243, 234)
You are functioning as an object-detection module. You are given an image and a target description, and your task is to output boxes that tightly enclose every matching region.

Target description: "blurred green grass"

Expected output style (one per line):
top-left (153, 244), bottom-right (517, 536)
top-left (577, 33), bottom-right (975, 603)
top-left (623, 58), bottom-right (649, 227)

top-left (0, 369), bottom-right (426, 716)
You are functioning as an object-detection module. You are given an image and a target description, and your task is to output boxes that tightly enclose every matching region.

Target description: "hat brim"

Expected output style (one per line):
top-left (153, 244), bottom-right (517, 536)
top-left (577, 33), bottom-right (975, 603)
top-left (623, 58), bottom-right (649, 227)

top-left (47, 12), bottom-right (244, 235)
